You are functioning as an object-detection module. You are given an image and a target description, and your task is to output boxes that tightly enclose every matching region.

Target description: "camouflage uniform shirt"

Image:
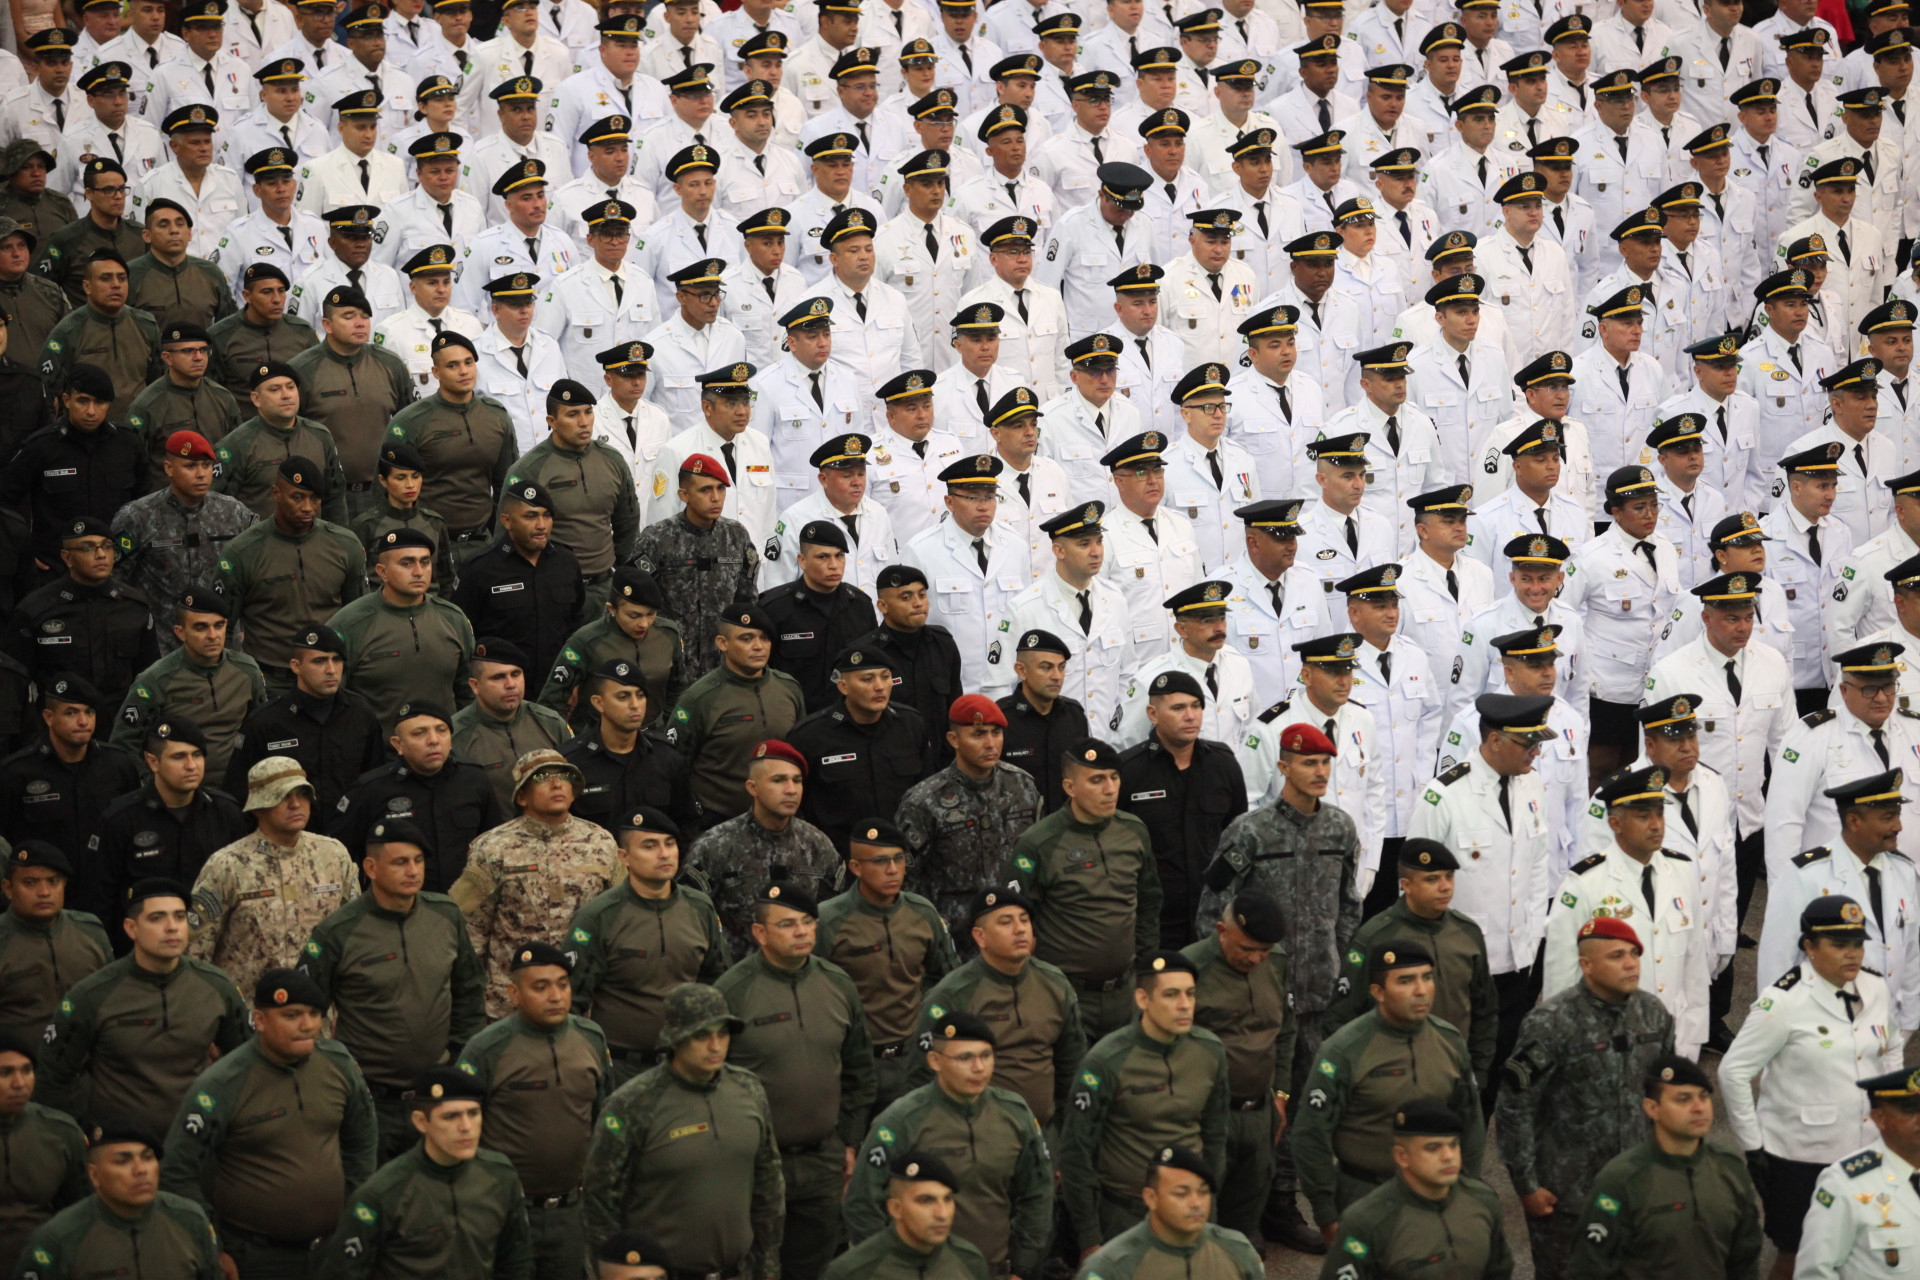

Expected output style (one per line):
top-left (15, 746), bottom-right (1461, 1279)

top-left (187, 829), bottom-right (362, 999)
top-left (449, 814), bottom-right (620, 1015)
top-left (110, 489), bottom-right (257, 649)
top-left (895, 762), bottom-right (1043, 939)
top-left (683, 811), bottom-right (842, 957)
top-left (630, 513), bottom-right (761, 682)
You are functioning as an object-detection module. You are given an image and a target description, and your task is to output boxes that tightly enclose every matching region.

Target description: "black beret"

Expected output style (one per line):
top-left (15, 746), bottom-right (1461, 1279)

top-left (471, 637), bottom-right (530, 670)
top-left (876, 564), bottom-right (928, 590)
top-left (411, 1064), bottom-right (486, 1109)
top-left (8, 839), bottom-right (71, 877)
top-left (616, 806), bottom-right (683, 840)
top-left (125, 876), bottom-right (192, 914)
top-left (968, 885), bottom-right (1034, 921)
top-left (547, 378), bottom-right (596, 408)
top-left (0, 1028), bottom-right (38, 1064)
top-left (253, 966), bottom-right (326, 1009)
top-left (176, 586), bottom-right (229, 618)
top-left (1227, 891), bottom-right (1285, 944)
top-left (277, 455), bottom-right (326, 495)
top-left (888, 1151), bottom-right (960, 1190)
top-left (293, 624), bottom-right (347, 655)
top-left (1147, 669), bottom-right (1206, 703)
top-left (1147, 1144), bottom-right (1213, 1188)
top-left (380, 440), bottom-right (427, 472)
top-left (928, 1009), bottom-right (996, 1045)
top-left (1397, 838), bottom-right (1459, 871)
top-left (1066, 737), bottom-right (1121, 770)
top-left (368, 817), bottom-right (433, 849)
top-left (88, 1122), bottom-right (163, 1154)
top-left (43, 673), bottom-right (102, 707)
top-left (1646, 1053), bottom-right (1713, 1092)
top-left (1368, 940), bottom-right (1435, 975)
top-left (510, 940), bottom-right (572, 970)
top-left (756, 880), bottom-right (819, 916)
top-left (611, 566), bottom-right (664, 608)
top-left (146, 719), bottom-right (208, 752)
top-left (798, 519), bottom-right (849, 551)
top-left (1394, 1098), bottom-right (1464, 1135)
top-left (849, 819), bottom-right (909, 848)
top-left (375, 527), bottom-right (435, 554)
top-left (1140, 949), bottom-right (1197, 980)
top-left (65, 362), bottom-right (114, 400)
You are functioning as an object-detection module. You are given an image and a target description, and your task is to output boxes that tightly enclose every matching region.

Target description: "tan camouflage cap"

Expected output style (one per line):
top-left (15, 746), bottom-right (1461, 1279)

top-left (244, 756), bottom-right (314, 811)
top-left (659, 982), bottom-right (745, 1048)
top-left (511, 747), bottom-right (584, 796)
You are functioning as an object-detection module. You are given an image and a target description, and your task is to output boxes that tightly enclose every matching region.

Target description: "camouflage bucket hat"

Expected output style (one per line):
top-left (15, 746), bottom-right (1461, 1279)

top-left (244, 756), bottom-right (315, 812)
top-left (659, 982), bottom-right (745, 1048)
top-left (512, 747), bottom-right (585, 795)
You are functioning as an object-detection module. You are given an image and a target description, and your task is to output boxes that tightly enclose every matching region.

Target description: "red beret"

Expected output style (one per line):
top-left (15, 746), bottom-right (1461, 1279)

top-left (1577, 916), bottom-right (1642, 952)
top-left (1279, 722), bottom-right (1338, 756)
top-left (681, 452), bottom-right (732, 485)
top-left (752, 739), bottom-right (807, 774)
top-left (949, 694), bottom-right (1007, 728)
top-left (165, 430), bottom-right (216, 461)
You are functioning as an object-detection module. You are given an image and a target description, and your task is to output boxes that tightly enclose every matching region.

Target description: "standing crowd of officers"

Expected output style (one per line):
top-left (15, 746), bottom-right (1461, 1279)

top-left (20, 0), bottom-right (1920, 1269)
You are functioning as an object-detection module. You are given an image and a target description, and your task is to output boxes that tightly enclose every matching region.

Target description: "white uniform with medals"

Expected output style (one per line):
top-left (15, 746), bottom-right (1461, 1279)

top-left (746, 353), bottom-right (868, 512)
top-left (1159, 248), bottom-right (1257, 367)
top-left (1437, 690), bottom-right (1589, 878)
top-left (1447, 592), bottom-right (1588, 726)
top-left (1763, 697), bottom-right (1920, 883)
top-left (374, 302), bottom-right (484, 386)
top-left (1405, 334), bottom-right (1513, 486)
top-left (1224, 555), bottom-right (1334, 709)
top-left (1761, 498), bottom-right (1853, 689)
top-left (1099, 500), bottom-right (1203, 662)
top-left (1543, 838), bottom-right (1711, 1051)
top-left (1761, 840), bottom-right (1920, 1033)
top-left (1158, 431), bottom-right (1260, 572)
top-left (1739, 324), bottom-right (1836, 474)
top-left (1112, 324), bottom-right (1187, 443)
top-left (1658, 383), bottom-right (1765, 514)
top-left (1225, 367), bottom-right (1319, 497)
top-left (1005, 566), bottom-right (1138, 733)
top-left (210, 206), bottom-right (329, 302)
top-left (1349, 631), bottom-right (1441, 839)
top-left (1474, 225), bottom-right (1577, 366)
top-left (956, 274), bottom-right (1069, 403)
top-left (1291, 495), bottom-right (1396, 596)
top-left (864, 421), bottom-right (965, 545)
top-left (1647, 625), bottom-right (1797, 841)
top-left (1406, 748), bottom-right (1552, 974)
top-left (643, 421), bottom-right (779, 545)
top-left (1396, 546), bottom-right (1496, 697)
top-left (766, 490), bottom-right (899, 597)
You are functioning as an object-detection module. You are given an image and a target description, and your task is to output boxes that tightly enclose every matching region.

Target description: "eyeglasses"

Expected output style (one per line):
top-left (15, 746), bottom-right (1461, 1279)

top-left (1182, 402), bottom-right (1228, 417)
top-left (1846, 681), bottom-right (1898, 701)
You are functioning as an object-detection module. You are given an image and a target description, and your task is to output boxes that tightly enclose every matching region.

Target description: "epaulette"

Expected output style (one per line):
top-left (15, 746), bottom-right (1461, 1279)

top-left (1437, 759), bottom-right (1471, 785)
top-left (1844, 1149), bottom-right (1884, 1178)
top-left (1569, 853), bottom-right (1607, 875)
top-left (1660, 848), bottom-right (1691, 862)
top-left (1772, 967), bottom-right (1801, 991)
top-left (1865, 964), bottom-right (1885, 976)
top-left (1802, 707), bottom-right (1837, 727)
top-left (1257, 699), bottom-right (1291, 724)
top-left (1791, 847), bottom-right (1832, 868)
top-left (1900, 707), bottom-right (1920, 720)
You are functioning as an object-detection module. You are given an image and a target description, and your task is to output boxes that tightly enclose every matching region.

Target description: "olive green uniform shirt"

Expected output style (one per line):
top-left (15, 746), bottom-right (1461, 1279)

top-left (908, 956), bottom-right (1085, 1127)
top-left (206, 310), bottom-right (318, 399)
top-left (1059, 1021), bottom-right (1230, 1252)
top-left (313, 1145), bottom-right (533, 1280)
top-left (1292, 1010), bottom-right (1486, 1228)
top-left (302, 892), bottom-right (488, 1089)
top-left (37, 302), bottom-right (163, 421)
top-left (538, 614), bottom-right (686, 731)
top-left (327, 590), bottom-right (476, 734)
top-left (385, 394), bottom-right (520, 535)
top-left (500, 439), bottom-right (638, 576)
top-left (349, 499), bottom-right (458, 599)
top-left (12, 1191), bottom-right (220, 1280)
top-left (820, 1227), bottom-right (993, 1280)
top-left (125, 375), bottom-right (242, 485)
top-left (1073, 1220), bottom-right (1263, 1280)
top-left (32, 215), bottom-right (146, 304)
top-left (213, 414), bottom-right (349, 524)
top-left (846, 1082), bottom-right (1053, 1276)
top-left (157, 1037), bottom-right (379, 1242)
top-left (38, 955), bottom-right (251, 1133)
top-left (0, 1102), bottom-right (88, 1270)
top-left (668, 664), bottom-right (808, 822)
top-left (715, 952), bottom-right (877, 1152)
top-left (217, 516), bottom-right (367, 674)
top-left (455, 1011), bottom-right (612, 1197)
top-left (449, 699), bottom-right (571, 816)
top-left (1323, 1174), bottom-right (1514, 1280)
top-left (566, 880), bottom-right (729, 1057)
top-left (0, 909), bottom-right (111, 1043)
top-left (126, 254), bottom-right (237, 336)
top-left (1565, 1139), bottom-right (1762, 1280)
top-left (110, 645), bottom-right (268, 781)
top-left (0, 270), bottom-right (71, 359)
top-left (1323, 900), bottom-right (1499, 1086)
top-left (815, 889), bottom-right (959, 1048)
top-left (999, 808), bottom-right (1161, 987)
top-left (580, 1062), bottom-right (784, 1277)
top-left (287, 341), bottom-right (416, 488)
top-left (1182, 933), bottom-right (1295, 1103)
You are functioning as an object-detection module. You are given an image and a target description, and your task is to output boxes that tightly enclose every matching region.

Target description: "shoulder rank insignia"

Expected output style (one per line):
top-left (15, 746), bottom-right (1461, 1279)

top-left (1791, 847), bottom-right (1833, 868)
top-left (1257, 699), bottom-right (1292, 724)
top-left (1437, 760), bottom-right (1471, 785)
top-left (1843, 1149), bottom-right (1884, 1178)
top-left (1803, 707), bottom-right (1838, 727)
top-left (1772, 967), bottom-right (1802, 990)
top-left (1570, 853), bottom-right (1607, 875)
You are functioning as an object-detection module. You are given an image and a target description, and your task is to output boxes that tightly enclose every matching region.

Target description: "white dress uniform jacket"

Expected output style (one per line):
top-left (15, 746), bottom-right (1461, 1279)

top-left (1396, 546), bottom-right (1497, 698)
top-left (1797, 1138), bottom-right (1920, 1278)
top-left (863, 423), bottom-right (965, 545)
top-left (747, 354), bottom-right (868, 511)
top-left (1447, 592), bottom-right (1589, 726)
top-left (1407, 749), bottom-right (1553, 974)
top-left (1348, 633), bottom-right (1442, 838)
top-left (1112, 325), bottom-right (1187, 443)
top-left (1738, 323), bottom-right (1836, 472)
top-left (1158, 432), bottom-right (1260, 571)
top-left (1005, 568), bottom-right (1138, 732)
top-left (1658, 384), bottom-right (1765, 514)
top-left (1472, 226), bottom-right (1577, 368)
top-left (1761, 498), bottom-right (1854, 689)
top-left (644, 421), bottom-right (779, 546)
top-left (374, 302), bottom-right (484, 387)
top-left (1782, 422), bottom-right (1896, 548)
top-left (210, 207), bottom-right (329, 301)
top-left (638, 314), bottom-right (748, 420)
top-left (1225, 368), bottom-right (1319, 497)
top-left (1563, 521), bottom-right (1683, 702)
top-left (1761, 841), bottom-right (1920, 1033)
top-left (994, 455), bottom-right (1074, 579)
top-left (718, 259), bottom-right (808, 373)
top-left (1037, 388), bottom-right (1136, 503)
top-left (766, 491), bottom-right (899, 597)
top-left (1159, 250), bottom-right (1257, 367)
top-left (1029, 195), bottom-right (1154, 340)
top-left (1291, 495), bottom-right (1397, 597)
top-left (1405, 335), bottom-right (1512, 485)
top-left (1223, 557), bottom-right (1334, 709)
top-left (905, 516), bottom-right (1027, 692)
top-left (592, 391), bottom-right (673, 496)
top-left (1099, 500), bottom-right (1204, 660)
top-left (371, 186), bottom-right (486, 275)
top-left (1763, 699), bottom-right (1920, 883)
top-left (129, 162), bottom-right (247, 260)
top-left (1832, 523), bottom-right (1920, 642)
top-left (1463, 484), bottom-right (1592, 580)
top-left (956, 274), bottom-right (1070, 402)
top-left (1325, 397), bottom-right (1439, 555)
top-left (1647, 630), bottom-right (1797, 839)
top-left (1438, 692), bottom-right (1589, 878)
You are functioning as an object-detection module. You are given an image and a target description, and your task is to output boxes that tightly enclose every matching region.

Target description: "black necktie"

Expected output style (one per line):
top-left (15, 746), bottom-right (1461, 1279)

top-left (1517, 244), bottom-right (1533, 275)
top-left (912, 440), bottom-right (927, 460)
top-left (1898, 381), bottom-right (1911, 411)
top-left (973, 538), bottom-right (987, 572)
top-left (1476, 155), bottom-right (1487, 187)
top-left (1718, 34), bottom-right (1730, 68)
top-left (1809, 524), bottom-right (1822, 565)
top-left (1006, 180), bottom-right (1019, 203)
top-left (1725, 658), bottom-right (1741, 703)
top-left (694, 222), bottom-right (707, 251)
top-left (1255, 200), bottom-right (1270, 238)
top-left (203, 63), bottom-right (215, 98)
top-left (524, 234), bottom-right (538, 262)
top-left (109, 130), bottom-right (123, 161)
top-left (622, 414), bottom-right (636, 448)
top-left (405, 16), bottom-right (416, 42)
top-left (1677, 788), bottom-right (1698, 839)
top-left (842, 513), bottom-right (860, 544)
top-left (1856, 443), bottom-right (1868, 478)
top-left (856, 120), bottom-right (870, 153)
top-left (1164, 181), bottom-right (1176, 206)
top-left (1634, 539), bottom-right (1657, 571)
top-left (809, 370), bottom-right (823, 410)
top-left (1758, 142), bottom-right (1771, 169)
top-left (429, 316), bottom-right (443, 332)
top-left (1317, 98), bottom-right (1330, 131)
top-left (146, 44), bottom-right (157, 68)
top-left (1899, 100), bottom-right (1910, 125)
top-left (1709, 191), bottom-right (1723, 220)
top-left (755, 154), bottom-right (766, 175)
top-left (1205, 663), bottom-right (1219, 697)
top-left (1268, 579), bottom-right (1284, 615)
top-left (1716, 405), bottom-right (1727, 440)
top-left (1017, 472), bottom-right (1030, 505)
top-left (1277, 384), bottom-right (1291, 423)
top-left (1445, 567), bottom-right (1458, 600)
top-left (1866, 152), bottom-right (1877, 186)
top-left (892, 7), bottom-right (901, 32)
top-left (975, 378), bottom-right (989, 416)
top-left (959, 44), bottom-right (972, 74)
top-left (1868, 863), bottom-right (1886, 931)
top-left (924, 220), bottom-right (938, 261)
top-left (1789, 343), bottom-right (1803, 374)
top-left (316, 44), bottom-right (327, 66)
top-left (1535, 506), bottom-right (1549, 533)
top-left (439, 202), bottom-right (452, 234)
top-left (524, 48), bottom-right (534, 74)
top-left (1207, 449), bottom-right (1223, 489)
top-left (1015, 288), bottom-right (1028, 323)
top-left (1395, 208), bottom-right (1409, 246)
top-left (1498, 773), bottom-right (1512, 830)
top-left (609, 273), bottom-right (623, 307)
top-left (356, 157), bottom-right (370, 193)
top-left (512, 343), bottom-right (528, 377)
top-left (762, 275), bottom-right (775, 301)
top-left (1091, 134), bottom-right (1104, 163)
top-left (1136, 337), bottom-right (1150, 369)
top-left (1839, 228), bottom-right (1852, 265)
top-left (278, 224), bottom-right (293, 249)
top-left (1457, 353), bottom-right (1470, 386)
top-left (853, 291), bottom-right (867, 320)
top-left (1076, 589), bottom-right (1092, 633)
top-left (721, 440), bottom-right (737, 485)
top-left (1344, 515), bottom-right (1358, 555)
top-left (52, 97), bottom-right (62, 130)
top-left (1617, 364), bottom-right (1631, 401)
top-left (1615, 133), bottom-right (1628, 161)
top-left (348, 266), bottom-right (363, 291)
top-left (1874, 727), bottom-right (1891, 769)
top-left (1842, 988), bottom-right (1862, 1022)
top-left (1384, 414), bottom-right (1400, 454)
top-left (1378, 651), bottom-right (1392, 685)
top-left (1307, 300), bottom-right (1320, 327)
top-left (1209, 272), bottom-right (1222, 301)
top-left (1143, 516), bottom-right (1157, 543)
top-left (1641, 861), bottom-right (1657, 917)
top-left (1678, 250), bottom-right (1690, 279)
top-left (246, 9), bottom-right (261, 42)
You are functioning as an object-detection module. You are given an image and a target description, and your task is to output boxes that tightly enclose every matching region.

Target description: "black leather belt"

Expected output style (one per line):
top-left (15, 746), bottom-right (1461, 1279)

top-left (874, 1040), bottom-right (909, 1059)
top-left (347, 480), bottom-right (373, 492)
